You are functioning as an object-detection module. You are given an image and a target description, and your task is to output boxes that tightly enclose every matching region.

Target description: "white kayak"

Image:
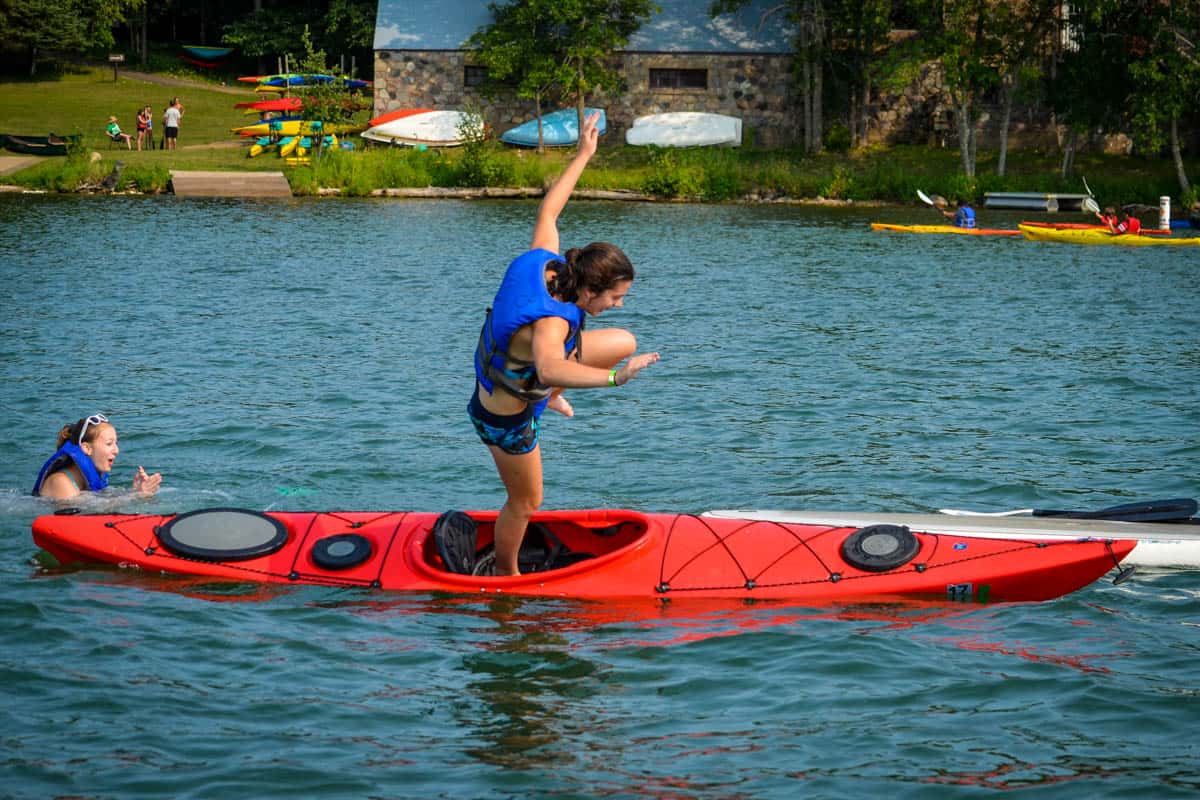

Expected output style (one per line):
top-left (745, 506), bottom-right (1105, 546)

top-left (702, 509), bottom-right (1200, 569)
top-left (360, 110), bottom-right (481, 147)
top-left (624, 112), bottom-right (742, 147)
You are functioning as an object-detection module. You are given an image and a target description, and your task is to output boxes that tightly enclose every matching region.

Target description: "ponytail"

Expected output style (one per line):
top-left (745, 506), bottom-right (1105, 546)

top-left (55, 424), bottom-right (74, 449)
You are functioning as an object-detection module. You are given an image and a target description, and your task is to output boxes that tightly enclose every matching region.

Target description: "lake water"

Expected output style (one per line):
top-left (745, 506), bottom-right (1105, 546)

top-left (1, 194), bottom-right (1197, 798)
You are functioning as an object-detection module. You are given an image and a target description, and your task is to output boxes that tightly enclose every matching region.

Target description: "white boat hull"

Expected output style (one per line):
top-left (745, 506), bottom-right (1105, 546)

top-left (361, 110), bottom-right (480, 147)
top-left (702, 509), bottom-right (1200, 569)
top-left (625, 112), bottom-right (742, 147)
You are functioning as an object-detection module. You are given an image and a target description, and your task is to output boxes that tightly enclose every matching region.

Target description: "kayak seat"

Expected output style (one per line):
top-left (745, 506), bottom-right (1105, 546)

top-left (433, 510), bottom-right (480, 575)
top-left (472, 523), bottom-right (596, 575)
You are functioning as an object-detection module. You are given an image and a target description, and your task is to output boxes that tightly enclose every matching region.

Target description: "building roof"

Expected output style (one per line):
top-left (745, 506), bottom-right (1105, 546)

top-left (374, 0), bottom-right (794, 54)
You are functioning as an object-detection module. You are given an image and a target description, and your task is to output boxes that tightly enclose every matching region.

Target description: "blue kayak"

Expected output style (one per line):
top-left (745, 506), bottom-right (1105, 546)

top-left (500, 108), bottom-right (606, 147)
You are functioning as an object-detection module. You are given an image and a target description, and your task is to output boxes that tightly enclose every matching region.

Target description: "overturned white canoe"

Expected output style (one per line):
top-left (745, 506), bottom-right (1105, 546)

top-left (361, 110), bottom-right (481, 147)
top-left (625, 112), bottom-right (742, 147)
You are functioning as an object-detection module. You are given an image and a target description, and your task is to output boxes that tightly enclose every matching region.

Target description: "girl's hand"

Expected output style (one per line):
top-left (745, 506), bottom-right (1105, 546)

top-left (615, 351), bottom-right (661, 385)
top-left (578, 111), bottom-right (600, 159)
top-left (133, 466), bottom-right (162, 496)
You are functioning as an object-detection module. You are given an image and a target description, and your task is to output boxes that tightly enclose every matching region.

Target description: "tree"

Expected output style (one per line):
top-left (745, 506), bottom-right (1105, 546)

top-left (988, 0), bottom-right (1059, 177)
top-left (223, 0), bottom-right (376, 74)
top-left (1047, 0), bottom-right (1135, 178)
top-left (712, 0), bottom-right (825, 153)
top-left (467, 0), bottom-right (573, 151)
top-left (1126, 0), bottom-right (1200, 201)
top-left (0, 0), bottom-right (143, 75)
top-left (553, 0), bottom-right (657, 125)
top-left (468, 0), bottom-right (656, 144)
top-left (827, 0), bottom-right (891, 149)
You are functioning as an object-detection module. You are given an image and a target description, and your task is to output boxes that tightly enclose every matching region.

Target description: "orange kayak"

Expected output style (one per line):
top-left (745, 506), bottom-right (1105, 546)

top-left (31, 507), bottom-right (1132, 603)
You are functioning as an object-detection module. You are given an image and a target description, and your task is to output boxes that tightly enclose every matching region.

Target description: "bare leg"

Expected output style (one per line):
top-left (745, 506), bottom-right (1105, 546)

top-left (580, 328), bottom-right (637, 369)
top-left (488, 444), bottom-right (544, 576)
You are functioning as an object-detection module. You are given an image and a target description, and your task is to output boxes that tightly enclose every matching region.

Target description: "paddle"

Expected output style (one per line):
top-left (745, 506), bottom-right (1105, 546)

top-left (939, 498), bottom-right (1198, 523)
top-left (917, 190), bottom-right (950, 223)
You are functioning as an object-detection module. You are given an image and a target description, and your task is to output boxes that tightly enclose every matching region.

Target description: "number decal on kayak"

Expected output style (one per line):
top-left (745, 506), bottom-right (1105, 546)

top-left (947, 582), bottom-right (974, 600)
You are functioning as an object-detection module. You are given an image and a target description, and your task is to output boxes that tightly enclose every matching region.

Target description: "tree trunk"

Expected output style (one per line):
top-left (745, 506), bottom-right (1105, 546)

top-left (29, 46), bottom-right (37, 77)
top-left (1060, 128), bottom-right (1076, 179)
top-left (849, 87), bottom-right (859, 149)
top-left (1171, 115), bottom-right (1191, 197)
top-left (535, 93), bottom-right (544, 154)
top-left (811, 0), bottom-right (824, 152)
top-left (997, 72), bottom-right (1017, 177)
top-left (861, 71), bottom-right (871, 145)
top-left (952, 91), bottom-right (975, 177)
top-left (140, 2), bottom-right (148, 66)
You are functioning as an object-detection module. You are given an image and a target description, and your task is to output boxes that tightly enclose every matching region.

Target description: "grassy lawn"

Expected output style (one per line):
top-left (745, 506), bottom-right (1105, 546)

top-left (0, 64), bottom-right (1194, 206)
top-left (0, 66), bottom-right (258, 157)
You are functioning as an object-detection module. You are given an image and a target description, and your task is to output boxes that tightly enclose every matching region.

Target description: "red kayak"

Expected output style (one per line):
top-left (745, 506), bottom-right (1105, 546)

top-left (1020, 221), bottom-right (1170, 236)
top-left (32, 508), bottom-right (1132, 603)
top-left (233, 97), bottom-right (304, 112)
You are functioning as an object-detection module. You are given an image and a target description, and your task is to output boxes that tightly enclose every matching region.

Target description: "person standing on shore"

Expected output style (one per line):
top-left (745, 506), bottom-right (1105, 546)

top-left (136, 105), bottom-right (153, 151)
top-left (163, 97), bottom-right (183, 150)
top-left (468, 112), bottom-right (660, 577)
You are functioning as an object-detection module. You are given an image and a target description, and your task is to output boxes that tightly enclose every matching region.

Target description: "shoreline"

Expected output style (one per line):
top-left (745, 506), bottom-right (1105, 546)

top-left (0, 176), bottom-right (883, 205)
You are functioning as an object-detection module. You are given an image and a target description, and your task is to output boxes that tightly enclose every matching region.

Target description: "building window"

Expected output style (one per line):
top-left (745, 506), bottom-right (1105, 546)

top-left (465, 65), bottom-right (489, 87)
top-left (649, 68), bottom-right (707, 90)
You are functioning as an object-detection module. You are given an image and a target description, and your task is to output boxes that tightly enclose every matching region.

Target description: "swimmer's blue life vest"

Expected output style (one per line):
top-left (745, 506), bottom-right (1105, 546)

top-left (955, 206), bottom-right (976, 228)
top-left (31, 442), bottom-right (109, 496)
top-left (475, 248), bottom-right (585, 407)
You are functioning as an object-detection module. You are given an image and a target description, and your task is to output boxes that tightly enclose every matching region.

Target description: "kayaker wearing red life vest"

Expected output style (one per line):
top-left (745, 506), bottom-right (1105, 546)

top-left (32, 414), bottom-right (162, 500)
top-left (1096, 206), bottom-right (1120, 230)
top-left (1110, 210), bottom-right (1142, 235)
top-left (470, 112), bottom-right (660, 577)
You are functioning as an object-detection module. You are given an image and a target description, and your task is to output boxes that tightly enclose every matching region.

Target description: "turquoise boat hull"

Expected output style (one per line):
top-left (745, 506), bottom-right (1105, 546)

top-left (500, 108), bottom-right (606, 147)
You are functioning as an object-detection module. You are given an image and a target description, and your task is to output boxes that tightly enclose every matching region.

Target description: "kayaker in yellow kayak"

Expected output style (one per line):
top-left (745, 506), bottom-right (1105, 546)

top-left (1106, 208), bottom-right (1142, 235)
top-left (469, 112), bottom-right (660, 576)
top-left (940, 198), bottom-right (976, 228)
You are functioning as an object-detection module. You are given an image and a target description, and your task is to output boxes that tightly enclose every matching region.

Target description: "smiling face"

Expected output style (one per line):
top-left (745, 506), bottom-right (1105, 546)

top-left (81, 423), bottom-right (119, 474)
top-left (578, 279), bottom-right (632, 317)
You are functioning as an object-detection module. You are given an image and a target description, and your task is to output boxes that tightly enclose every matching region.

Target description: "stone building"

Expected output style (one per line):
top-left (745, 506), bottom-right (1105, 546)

top-left (372, 0), bottom-right (798, 146)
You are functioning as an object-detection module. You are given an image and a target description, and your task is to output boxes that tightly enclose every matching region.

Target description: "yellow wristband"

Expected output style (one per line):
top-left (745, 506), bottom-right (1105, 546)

top-left (608, 368), bottom-right (618, 387)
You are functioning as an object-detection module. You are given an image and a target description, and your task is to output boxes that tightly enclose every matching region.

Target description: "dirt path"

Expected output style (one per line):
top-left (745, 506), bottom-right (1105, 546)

top-left (118, 69), bottom-right (251, 96)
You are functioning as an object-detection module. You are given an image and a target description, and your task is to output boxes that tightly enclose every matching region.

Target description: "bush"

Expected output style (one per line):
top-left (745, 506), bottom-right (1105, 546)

top-left (823, 121), bottom-right (851, 152)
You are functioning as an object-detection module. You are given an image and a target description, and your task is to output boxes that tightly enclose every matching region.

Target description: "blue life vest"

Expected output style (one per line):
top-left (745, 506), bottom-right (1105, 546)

top-left (32, 442), bottom-right (109, 496)
top-left (475, 248), bottom-right (585, 412)
top-left (955, 206), bottom-right (976, 229)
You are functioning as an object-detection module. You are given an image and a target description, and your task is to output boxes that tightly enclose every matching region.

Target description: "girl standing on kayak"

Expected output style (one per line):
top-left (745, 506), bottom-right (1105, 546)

top-left (470, 112), bottom-right (660, 576)
top-left (33, 413), bottom-right (162, 500)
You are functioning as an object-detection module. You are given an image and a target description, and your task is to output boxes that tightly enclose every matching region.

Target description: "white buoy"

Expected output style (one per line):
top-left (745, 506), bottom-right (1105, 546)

top-left (1160, 196), bottom-right (1171, 230)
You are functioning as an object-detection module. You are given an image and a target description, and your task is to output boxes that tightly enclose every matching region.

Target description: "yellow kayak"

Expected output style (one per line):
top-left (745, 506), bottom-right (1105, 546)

top-left (871, 223), bottom-right (1022, 236)
top-left (1018, 223), bottom-right (1200, 246)
top-left (232, 120), bottom-right (355, 137)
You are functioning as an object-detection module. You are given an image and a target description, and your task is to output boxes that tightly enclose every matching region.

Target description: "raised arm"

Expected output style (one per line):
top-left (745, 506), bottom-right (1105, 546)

top-left (531, 112), bottom-right (601, 254)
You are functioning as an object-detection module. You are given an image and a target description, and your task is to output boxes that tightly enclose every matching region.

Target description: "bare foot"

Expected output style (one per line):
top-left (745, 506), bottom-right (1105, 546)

top-left (547, 394), bottom-right (574, 417)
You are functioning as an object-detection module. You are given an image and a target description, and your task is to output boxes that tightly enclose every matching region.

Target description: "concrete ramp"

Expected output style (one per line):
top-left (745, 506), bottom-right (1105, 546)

top-left (169, 170), bottom-right (292, 198)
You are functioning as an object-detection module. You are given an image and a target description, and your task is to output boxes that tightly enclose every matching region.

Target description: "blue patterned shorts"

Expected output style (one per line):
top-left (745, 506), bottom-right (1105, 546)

top-left (468, 391), bottom-right (539, 455)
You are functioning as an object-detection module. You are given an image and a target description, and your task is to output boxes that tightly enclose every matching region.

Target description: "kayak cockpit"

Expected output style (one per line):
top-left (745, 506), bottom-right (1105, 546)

top-left (418, 508), bottom-right (651, 577)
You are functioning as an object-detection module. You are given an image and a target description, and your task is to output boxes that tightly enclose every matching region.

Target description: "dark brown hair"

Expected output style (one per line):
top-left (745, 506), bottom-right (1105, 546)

top-left (548, 242), bottom-right (634, 302)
